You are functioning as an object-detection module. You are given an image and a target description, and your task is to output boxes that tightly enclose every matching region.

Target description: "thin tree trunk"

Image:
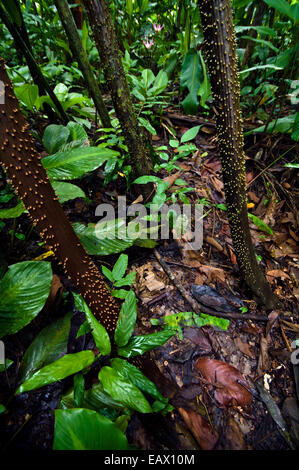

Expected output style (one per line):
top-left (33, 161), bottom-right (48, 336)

top-left (0, 57), bottom-right (119, 335)
top-left (0, 5), bottom-right (69, 125)
top-left (241, 2), bottom-right (267, 68)
top-left (198, 0), bottom-right (281, 309)
top-left (83, 0), bottom-right (153, 194)
top-left (55, 0), bottom-right (111, 128)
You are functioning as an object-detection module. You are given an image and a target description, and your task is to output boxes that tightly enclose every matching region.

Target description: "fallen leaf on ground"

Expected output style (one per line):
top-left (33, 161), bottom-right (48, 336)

top-left (199, 265), bottom-right (226, 284)
top-left (178, 408), bottom-right (219, 450)
top-left (234, 337), bottom-right (255, 358)
top-left (266, 269), bottom-right (290, 283)
top-left (194, 358), bottom-right (252, 407)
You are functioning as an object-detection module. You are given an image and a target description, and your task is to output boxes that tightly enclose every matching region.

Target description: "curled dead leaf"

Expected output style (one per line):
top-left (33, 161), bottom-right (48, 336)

top-left (194, 358), bottom-right (252, 407)
top-left (178, 408), bottom-right (219, 450)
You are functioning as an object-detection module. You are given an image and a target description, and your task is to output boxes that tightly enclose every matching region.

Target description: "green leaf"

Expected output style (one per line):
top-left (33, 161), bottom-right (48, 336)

top-left (151, 70), bottom-right (168, 95)
top-left (117, 329), bottom-right (174, 358)
top-left (0, 358), bottom-right (13, 373)
top-left (133, 175), bottom-right (162, 184)
top-left (42, 147), bottom-right (119, 180)
top-left (235, 25), bottom-right (277, 37)
top-left (73, 222), bottom-right (133, 256)
top-left (67, 121), bottom-right (88, 142)
top-left (74, 373), bottom-right (85, 407)
top-left (16, 351), bottom-right (95, 394)
top-left (248, 213), bottom-right (274, 235)
top-left (142, 69), bottom-right (155, 88)
top-left (246, 115), bottom-right (296, 136)
top-left (240, 64), bottom-right (282, 74)
top-left (14, 84), bottom-right (39, 110)
top-left (52, 181), bottom-right (86, 203)
top-left (99, 366), bottom-right (152, 413)
top-left (0, 201), bottom-right (25, 219)
top-left (114, 290), bottom-right (137, 347)
top-left (195, 313), bottom-right (230, 330)
top-left (19, 312), bottom-right (72, 383)
top-left (111, 358), bottom-right (167, 404)
top-left (0, 261), bottom-right (53, 338)
top-left (0, 404), bottom-right (6, 414)
top-left (138, 117), bottom-right (157, 135)
top-left (53, 408), bottom-right (132, 450)
top-left (43, 124), bottom-right (70, 154)
top-left (101, 265), bottom-right (114, 282)
top-left (180, 125), bottom-right (201, 143)
top-left (73, 293), bottom-right (111, 356)
top-left (112, 254), bottom-right (128, 281)
top-left (263, 0), bottom-right (299, 24)
top-left (181, 49), bottom-right (201, 114)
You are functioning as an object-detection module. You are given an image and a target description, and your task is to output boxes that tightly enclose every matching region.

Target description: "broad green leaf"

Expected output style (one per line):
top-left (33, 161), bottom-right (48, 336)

top-left (112, 254), bottom-right (128, 281)
top-left (42, 147), bottom-right (119, 180)
top-left (133, 175), bottom-right (162, 184)
top-left (101, 265), bottom-right (114, 282)
top-left (0, 261), bottom-right (52, 338)
top-left (111, 358), bottom-right (167, 404)
top-left (142, 69), bottom-right (155, 88)
top-left (151, 70), bottom-right (168, 95)
top-left (117, 329), bottom-right (174, 358)
top-left (43, 124), bottom-right (70, 154)
top-left (181, 49), bottom-right (201, 114)
top-left (180, 125), bottom-right (201, 143)
top-left (53, 83), bottom-right (68, 101)
top-left (14, 84), bottom-right (39, 110)
top-left (198, 51), bottom-right (210, 108)
top-left (52, 181), bottom-right (86, 203)
top-left (284, 163), bottom-right (299, 168)
top-left (53, 408), bottom-right (132, 450)
top-left (246, 115), bottom-right (296, 135)
top-left (73, 293), bottom-right (111, 356)
top-left (99, 366), bottom-right (152, 413)
top-left (16, 350), bottom-right (95, 394)
top-left (114, 290), bottom-right (137, 347)
top-left (263, 0), bottom-right (299, 23)
top-left (67, 121), bottom-right (88, 142)
top-left (73, 222), bottom-right (133, 255)
top-left (19, 312), bottom-right (72, 383)
top-left (0, 201), bottom-right (25, 219)
top-left (248, 213), bottom-right (273, 235)
top-left (195, 313), bottom-right (230, 330)
top-left (60, 381), bottom-right (125, 413)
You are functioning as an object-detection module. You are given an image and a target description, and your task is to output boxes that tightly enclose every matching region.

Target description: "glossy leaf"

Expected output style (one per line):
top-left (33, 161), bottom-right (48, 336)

top-left (248, 213), bottom-right (274, 235)
top-left (180, 125), bottom-right (201, 143)
top-left (181, 49), bottom-right (201, 114)
top-left (52, 181), bottom-right (86, 203)
top-left (0, 358), bottom-right (13, 373)
top-left (112, 254), bottom-right (128, 281)
top-left (114, 290), bottom-right (137, 347)
top-left (117, 329), bottom-right (174, 358)
top-left (111, 358), bottom-right (167, 404)
top-left (0, 261), bottom-right (53, 339)
top-left (0, 201), bottom-right (25, 219)
top-left (43, 124), bottom-right (70, 154)
top-left (19, 312), bottom-right (72, 383)
top-left (16, 351), bottom-right (95, 394)
top-left (73, 222), bottom-right (133, 256)
top-left (42, 147), bottom-right (119, 180)
top-left (73, 293), bottom-right (111, 356)
top-left (99, 366), bottom-right (152, 413)
top-left (53, 408), bottom-right (131, 450)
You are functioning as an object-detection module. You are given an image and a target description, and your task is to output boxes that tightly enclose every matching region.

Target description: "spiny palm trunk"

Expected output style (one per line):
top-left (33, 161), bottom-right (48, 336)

top-left (55, 0), bottom-right (111, 128)
top-left (0, 57), bottom-right (119, 334)
top-left (83, 0), bottom-right (153, 195)
top-left (198, 0), bottom-right (280, 309)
